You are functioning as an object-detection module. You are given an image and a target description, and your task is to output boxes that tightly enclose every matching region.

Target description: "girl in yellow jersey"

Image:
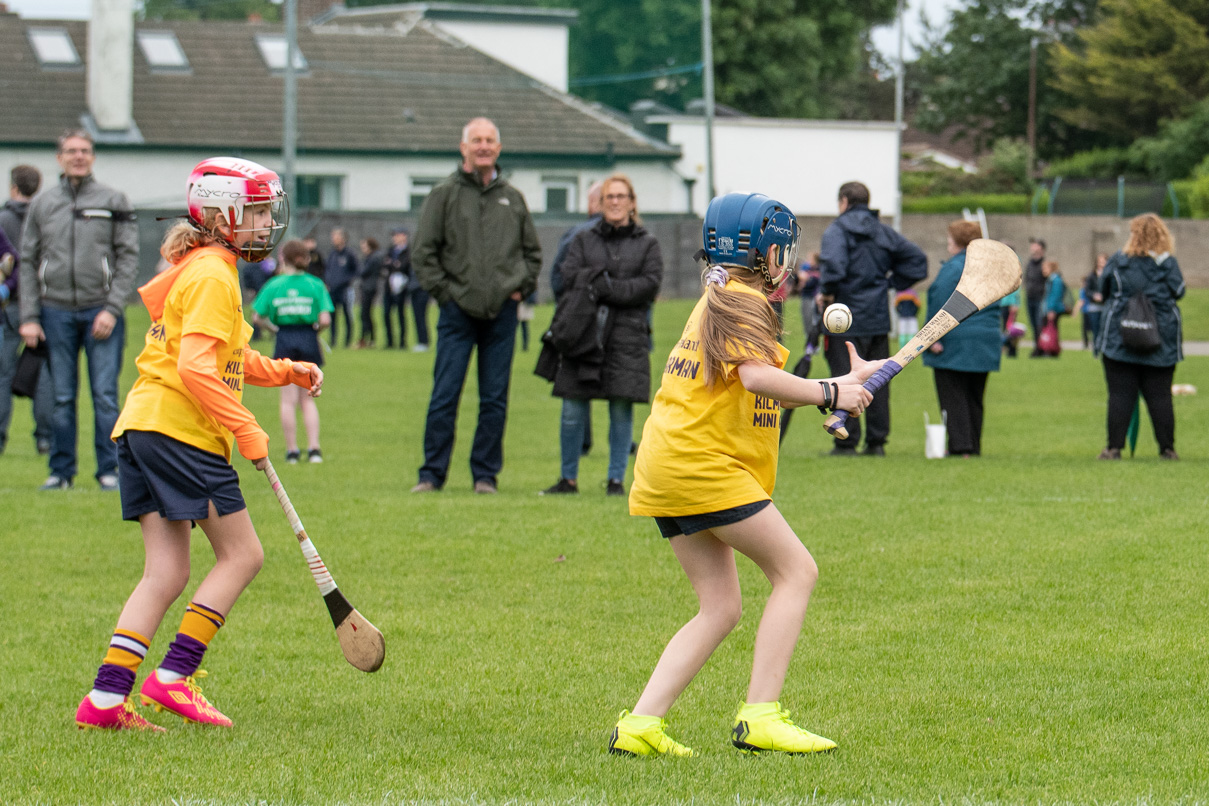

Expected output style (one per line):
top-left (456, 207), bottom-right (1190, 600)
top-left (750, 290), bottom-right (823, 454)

top-left (610, 193), bottom-right (882, 757)
top-left (75, 158), bottom-right (323, 731)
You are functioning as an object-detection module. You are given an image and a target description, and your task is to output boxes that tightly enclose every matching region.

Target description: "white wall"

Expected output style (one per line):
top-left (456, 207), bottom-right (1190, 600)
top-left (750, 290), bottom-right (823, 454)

top-left (0, 148), bottom-right (687, 214)
top-left (655, 117), bottom-right (901, 221)
top-left (434, 20), bottom-right (568, 92)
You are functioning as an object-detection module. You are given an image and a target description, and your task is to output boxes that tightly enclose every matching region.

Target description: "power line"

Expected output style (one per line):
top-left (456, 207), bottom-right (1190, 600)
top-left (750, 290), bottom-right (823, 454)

top-left (568, 62), bottom-right (703, 88)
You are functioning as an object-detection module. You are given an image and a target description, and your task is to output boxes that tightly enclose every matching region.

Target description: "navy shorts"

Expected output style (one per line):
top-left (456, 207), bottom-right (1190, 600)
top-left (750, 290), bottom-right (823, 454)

top-left (274, 325), bottom-right (323, 366)
top-left (117, 431), bottom-right (246, 522)
top-left (654, 499), bottom-right (772, 539)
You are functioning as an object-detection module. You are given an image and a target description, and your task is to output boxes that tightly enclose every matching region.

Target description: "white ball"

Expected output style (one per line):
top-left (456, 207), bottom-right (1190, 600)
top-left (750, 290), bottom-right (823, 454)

top-left (823, 303), bottom-right (852, 334)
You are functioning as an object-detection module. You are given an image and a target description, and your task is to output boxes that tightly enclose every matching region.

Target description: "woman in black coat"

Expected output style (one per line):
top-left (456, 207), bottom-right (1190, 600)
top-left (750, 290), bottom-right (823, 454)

top-left (1095, 213), bottom-right (1185, 460)
top-left (542, 174), bottom-right (663, 496)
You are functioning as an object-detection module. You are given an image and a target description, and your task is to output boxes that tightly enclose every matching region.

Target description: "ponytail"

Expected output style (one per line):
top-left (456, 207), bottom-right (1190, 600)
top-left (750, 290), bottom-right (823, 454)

top-left (698, 264), bottom-right (782, 388)
top-left (159, 210), bottom-right (226, 265)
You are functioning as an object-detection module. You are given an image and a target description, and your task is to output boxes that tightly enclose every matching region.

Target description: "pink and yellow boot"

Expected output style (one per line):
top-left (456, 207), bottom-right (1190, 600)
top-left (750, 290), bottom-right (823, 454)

top-left (76, 695), bottom-right (165, 732)
top-left (139, 669), bottom-right (233, 727)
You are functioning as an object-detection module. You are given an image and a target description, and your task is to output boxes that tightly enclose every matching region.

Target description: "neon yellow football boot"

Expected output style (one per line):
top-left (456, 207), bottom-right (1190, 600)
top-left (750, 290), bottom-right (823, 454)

top-left (608, 710), bottom-right (696, 757)
top-left (731, 702), bottom-right (836, 754)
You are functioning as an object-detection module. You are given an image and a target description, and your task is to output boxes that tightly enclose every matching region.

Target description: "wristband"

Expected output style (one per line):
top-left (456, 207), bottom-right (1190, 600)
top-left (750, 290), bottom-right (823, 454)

top-left (817, 381), bottom-right (831, 414)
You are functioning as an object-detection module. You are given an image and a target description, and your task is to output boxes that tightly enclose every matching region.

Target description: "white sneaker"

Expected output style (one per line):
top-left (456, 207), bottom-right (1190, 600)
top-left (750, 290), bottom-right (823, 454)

top-left (411, 344), bottom-right (429, 353)
top-left (98, 474), bottom-right (119, 492)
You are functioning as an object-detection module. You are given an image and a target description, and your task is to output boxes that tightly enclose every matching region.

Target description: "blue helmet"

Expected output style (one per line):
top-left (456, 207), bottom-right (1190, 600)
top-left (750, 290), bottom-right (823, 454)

top-left (702, 192), bottom-right (800, 290)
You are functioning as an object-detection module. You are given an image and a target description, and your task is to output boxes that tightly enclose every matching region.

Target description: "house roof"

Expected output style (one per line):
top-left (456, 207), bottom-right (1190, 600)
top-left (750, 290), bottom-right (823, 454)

top-left (0, 11), bottom-right (677, 161)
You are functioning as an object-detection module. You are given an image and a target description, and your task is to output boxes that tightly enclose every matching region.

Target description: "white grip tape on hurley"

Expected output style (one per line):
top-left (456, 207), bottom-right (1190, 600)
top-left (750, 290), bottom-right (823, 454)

top-left (298, 538), bottom-right (337, 595)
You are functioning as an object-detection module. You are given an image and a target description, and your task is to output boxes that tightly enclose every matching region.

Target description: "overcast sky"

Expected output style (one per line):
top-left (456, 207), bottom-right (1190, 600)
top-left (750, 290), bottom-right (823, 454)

top-left (6, 0), bottom-right (963, 59)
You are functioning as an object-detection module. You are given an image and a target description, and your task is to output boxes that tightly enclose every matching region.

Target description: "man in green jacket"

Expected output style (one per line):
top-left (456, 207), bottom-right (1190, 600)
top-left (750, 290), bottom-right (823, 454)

top-left (411, 117), bottom-right (542, 494)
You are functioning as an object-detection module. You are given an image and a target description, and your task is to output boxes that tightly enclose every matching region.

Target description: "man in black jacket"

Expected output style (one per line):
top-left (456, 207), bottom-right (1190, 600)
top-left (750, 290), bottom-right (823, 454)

top-left (817, 181), bottom-right (927, 456)
top-left (1023, 237), bottom-right (1047, 357)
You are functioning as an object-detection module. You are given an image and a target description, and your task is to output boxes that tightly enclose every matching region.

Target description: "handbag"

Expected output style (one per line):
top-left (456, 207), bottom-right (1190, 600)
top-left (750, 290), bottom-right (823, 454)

top-left (1119, 290), bottom-right (1161, 353)
top-left (1037, 321), bottom-right (1060, 356)
top-left (11, 340), bottom-right (47, 398)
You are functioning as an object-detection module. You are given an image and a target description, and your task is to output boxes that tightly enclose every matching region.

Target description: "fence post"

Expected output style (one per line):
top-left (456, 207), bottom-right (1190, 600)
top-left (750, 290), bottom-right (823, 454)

top-left (1117, 175), bottom-right (1125, 218)
top-left (1047, 177), bottom-right (1062, 214)
top-left (1167, 183), bottom-right (1179, 218)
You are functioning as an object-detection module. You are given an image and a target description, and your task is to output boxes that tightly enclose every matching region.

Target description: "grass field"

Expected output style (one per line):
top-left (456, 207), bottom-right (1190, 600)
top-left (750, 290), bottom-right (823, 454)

top-left (1, 293), bottom-right (1207, 805)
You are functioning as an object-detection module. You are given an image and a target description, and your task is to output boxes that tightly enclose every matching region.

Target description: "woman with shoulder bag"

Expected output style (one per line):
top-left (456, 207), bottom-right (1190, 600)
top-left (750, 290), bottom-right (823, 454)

top-left (540, 174), bottom-right (663, 496)
top-left (1095, 213), bottom-right (1185, 460)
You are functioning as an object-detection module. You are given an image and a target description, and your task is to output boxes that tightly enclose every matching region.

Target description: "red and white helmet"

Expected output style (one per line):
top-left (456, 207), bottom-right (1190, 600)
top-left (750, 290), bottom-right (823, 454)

top-left (186, 157), bottom-right (289, 262)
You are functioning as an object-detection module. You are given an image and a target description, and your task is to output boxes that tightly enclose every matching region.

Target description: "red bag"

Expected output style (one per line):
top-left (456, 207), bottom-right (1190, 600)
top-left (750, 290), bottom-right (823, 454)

top-left (1038, 321), bottom-right (1060, 356)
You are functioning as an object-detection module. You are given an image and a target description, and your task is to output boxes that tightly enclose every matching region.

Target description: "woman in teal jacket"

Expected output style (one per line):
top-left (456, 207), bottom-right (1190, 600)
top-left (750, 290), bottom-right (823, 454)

top-left (922, 221), bottom-right (1002, 456)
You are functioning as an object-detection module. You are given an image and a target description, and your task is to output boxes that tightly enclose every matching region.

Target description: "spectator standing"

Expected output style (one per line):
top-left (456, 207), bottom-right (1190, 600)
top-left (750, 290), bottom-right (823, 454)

top-left (539, 174), bottom-right (662, 497)
top-left (324, 227), bottom-right (358, 348)
top-left (18, 130), bottom-right (138, 491)
top-left (546, 181), bottom-right (603, 455)
top-left (1024, 238), bottom-right (1047, 357)
top-left (1095, 214), bottom-right (1184, 460)
top-left (0, 164), bottom-right (52, 456)
top-left (1037, 259), bottom-right (1068, 357)
top-left (382, 227), bottom-right (412, 349)
top-left (252, 239), bottom-right (333, 464)
top-left (357, 237), bottom-right (384, 349)
top-left (301, 234), bottom-right (325, 279)
top-left (922, 221), bottom-right (1002, 457)
top-left (1081, 252), bottom-right (1108, 353)
top-left (816, 181), bottom-right (927, 456)
top-left (411, 117), bottom-right (542, 494)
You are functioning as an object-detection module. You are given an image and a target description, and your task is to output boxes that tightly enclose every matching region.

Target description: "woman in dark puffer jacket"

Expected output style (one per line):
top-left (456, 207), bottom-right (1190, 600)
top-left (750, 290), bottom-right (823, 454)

top-left (541, 174), bottom-right (663, 496)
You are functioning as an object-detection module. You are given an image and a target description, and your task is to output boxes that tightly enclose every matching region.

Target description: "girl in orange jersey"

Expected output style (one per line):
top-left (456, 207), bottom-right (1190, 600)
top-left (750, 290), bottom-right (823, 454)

top-left (75, 158), bottom-right (323, 731)
top-left (611, 193), bottom-right (881, 757)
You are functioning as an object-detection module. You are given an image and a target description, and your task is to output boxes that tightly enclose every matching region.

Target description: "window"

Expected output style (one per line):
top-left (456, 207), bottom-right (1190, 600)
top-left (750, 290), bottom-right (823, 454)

top-left (543, 177), bottom-right (577, 213)
top-left (29, 28), bottom-right (80, 68)
top-left (409, 177), bottom-right (443, 211)
top-left (296, 175), bottom-right (342, 211)
top-left (255, 33), bottom-right (307, 72)
top-left (137, 31), bottom-right (189, 71)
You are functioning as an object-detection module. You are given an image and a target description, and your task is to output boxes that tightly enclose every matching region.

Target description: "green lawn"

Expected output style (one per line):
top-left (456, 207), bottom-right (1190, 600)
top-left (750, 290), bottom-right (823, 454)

top-left (1, 297), bottom-right (1207, 805)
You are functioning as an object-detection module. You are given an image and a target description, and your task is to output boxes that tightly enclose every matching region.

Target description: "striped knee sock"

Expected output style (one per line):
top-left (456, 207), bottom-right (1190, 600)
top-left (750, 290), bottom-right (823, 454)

top-left (91, 629), bottom-right (151, 703)
top-left (159, 602), bottom-right (225, 678)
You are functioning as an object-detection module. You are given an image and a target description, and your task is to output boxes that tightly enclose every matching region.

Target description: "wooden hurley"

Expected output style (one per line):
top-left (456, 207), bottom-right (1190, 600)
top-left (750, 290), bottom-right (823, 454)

top-left (263, 460), bottom-right (385, 673)
top-left (823, 238), bottom-right (1022, 439)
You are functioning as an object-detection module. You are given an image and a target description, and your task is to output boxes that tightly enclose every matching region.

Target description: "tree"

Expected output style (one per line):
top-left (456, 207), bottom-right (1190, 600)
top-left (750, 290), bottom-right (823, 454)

top-left (140, 0), bottom-right (280, 21)
top-left (909, 0), bottom-right (1109, 160)
top-left (1050, 0), bottom-right (1209, 141)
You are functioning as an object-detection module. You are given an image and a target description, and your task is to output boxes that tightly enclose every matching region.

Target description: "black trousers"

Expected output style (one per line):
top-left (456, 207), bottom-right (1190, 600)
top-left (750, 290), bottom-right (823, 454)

top-left (330, 285), bottom-right (353, 347)
top-left (384, 289), bottom-right (408, 347)
top-left (824, 333), bottom-right (890, 450)
top-left (359, 284), bottom-right (378, 344)
top-left (1103, 356), bottom-right (1175, 453)
top-left (932, 368), bottom-right (989, 456)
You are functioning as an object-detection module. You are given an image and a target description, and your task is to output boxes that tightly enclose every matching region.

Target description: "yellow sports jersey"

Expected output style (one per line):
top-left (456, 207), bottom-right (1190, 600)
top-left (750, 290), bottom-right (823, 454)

top-left (629, 281), bottom-right (790, 517)
top-left (113, 247), bottom-right (253, 459)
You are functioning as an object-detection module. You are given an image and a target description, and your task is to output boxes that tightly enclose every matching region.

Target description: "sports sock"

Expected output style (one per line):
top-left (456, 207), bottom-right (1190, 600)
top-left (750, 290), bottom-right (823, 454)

top-left (158, 602), bottom-right (225, 678)
top-left (91, 628), bottom-right (151, 702)
top-left (737, 701), bottom-right (780, 719)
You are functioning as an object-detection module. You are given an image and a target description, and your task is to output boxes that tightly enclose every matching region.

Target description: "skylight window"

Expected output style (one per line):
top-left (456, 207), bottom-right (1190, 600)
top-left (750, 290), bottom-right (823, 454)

top-left (255, 34), bottom-right (307, 72)
top-left (29, 28), bottom-right (81, 67)
top-left (138, 30), bottom-right (189, 70)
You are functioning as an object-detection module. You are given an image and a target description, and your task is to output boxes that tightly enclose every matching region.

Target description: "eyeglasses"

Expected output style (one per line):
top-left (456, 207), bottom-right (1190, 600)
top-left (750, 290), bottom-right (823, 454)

top-left (60, 148), bottom-right (94, 156)
top-left (604, 193), bottom-right (632, 201)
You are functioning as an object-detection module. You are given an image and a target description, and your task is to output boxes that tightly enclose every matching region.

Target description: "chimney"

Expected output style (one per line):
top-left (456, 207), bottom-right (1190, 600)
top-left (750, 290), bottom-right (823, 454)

top-left (87, 0), bottom-right (134, 132)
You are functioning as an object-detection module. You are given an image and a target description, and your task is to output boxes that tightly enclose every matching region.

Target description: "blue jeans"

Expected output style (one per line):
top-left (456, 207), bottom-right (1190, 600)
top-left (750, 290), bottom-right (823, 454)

top-left (0, 305), bottom-right (53, 451)
top-left (559, 398), bottom-right (633, 482)
top-left (41, 305), bottom-right (125, 481)
top-left (418, 300), bottom-right (517, 488)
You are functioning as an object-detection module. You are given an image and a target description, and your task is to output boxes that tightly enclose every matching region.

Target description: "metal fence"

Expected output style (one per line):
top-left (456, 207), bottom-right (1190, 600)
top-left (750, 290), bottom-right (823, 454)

top-left (1036, 177), bottom-right (1178, 217)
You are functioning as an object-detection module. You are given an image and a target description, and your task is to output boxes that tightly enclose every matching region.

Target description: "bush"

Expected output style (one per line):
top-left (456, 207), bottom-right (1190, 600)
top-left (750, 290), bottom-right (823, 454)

top-left (902, 194), bottom-right (1032, 214)
top-left (1168, 179), bottom-right (1195, 218)
top-left (1042, 148), bottom-right (1147, 180)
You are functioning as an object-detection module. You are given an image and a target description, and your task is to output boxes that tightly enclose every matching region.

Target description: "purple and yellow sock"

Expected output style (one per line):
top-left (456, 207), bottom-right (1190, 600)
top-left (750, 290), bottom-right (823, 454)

top-left (92, 628), bottom-right (151, 696)
top-left (159, 602), bottom-right (225, 678)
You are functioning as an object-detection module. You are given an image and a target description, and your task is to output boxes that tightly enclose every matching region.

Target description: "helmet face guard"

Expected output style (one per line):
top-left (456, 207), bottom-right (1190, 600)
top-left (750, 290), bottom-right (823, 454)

top-left (702, 192), bottom-right (800, 293)
top-left (187, 157), bottom-right (289, 262)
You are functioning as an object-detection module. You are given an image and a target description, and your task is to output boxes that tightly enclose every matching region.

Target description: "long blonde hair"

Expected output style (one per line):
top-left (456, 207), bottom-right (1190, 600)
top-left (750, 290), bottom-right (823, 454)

top-left (698, 263), bottom-right (781, 388)
top-left (159, 210), bottom-right (225, 264)
top-left (1123, 213), bottom-right (1173, 257)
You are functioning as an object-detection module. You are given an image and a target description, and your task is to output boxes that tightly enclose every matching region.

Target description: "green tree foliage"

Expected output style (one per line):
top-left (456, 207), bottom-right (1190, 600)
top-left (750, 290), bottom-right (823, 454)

top-left (141, 0), bottom-right (280, 21)
top-left (350, 0), bottom-right (894, 117)
top-left (1130, 96), bottom-right (1209, 179)
top-left (1050, 0), bottom-right (1209, 141)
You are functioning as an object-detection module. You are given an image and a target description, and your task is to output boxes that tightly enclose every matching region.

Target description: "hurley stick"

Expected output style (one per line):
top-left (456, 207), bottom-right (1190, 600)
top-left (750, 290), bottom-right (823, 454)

top-left (263, 460), bottom-right (385, 673)
top-left (824, 238), bottom-right (1022, 439)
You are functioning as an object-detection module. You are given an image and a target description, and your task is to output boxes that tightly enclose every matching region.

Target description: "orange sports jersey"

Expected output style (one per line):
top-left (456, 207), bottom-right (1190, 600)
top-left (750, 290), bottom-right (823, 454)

top-left (113, 247), bottom-right (254, 459)
top-left (629, 280), bottom-right (790, 517)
